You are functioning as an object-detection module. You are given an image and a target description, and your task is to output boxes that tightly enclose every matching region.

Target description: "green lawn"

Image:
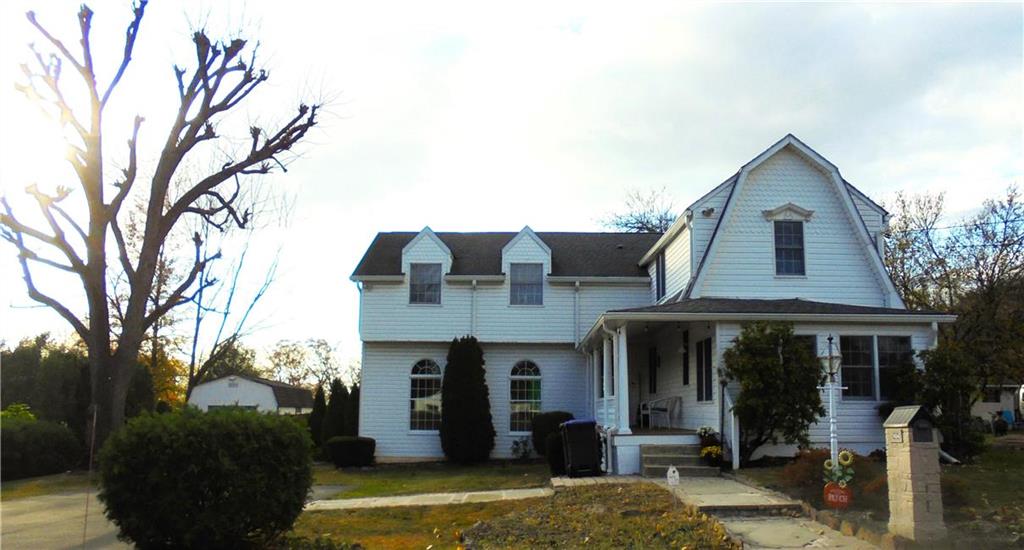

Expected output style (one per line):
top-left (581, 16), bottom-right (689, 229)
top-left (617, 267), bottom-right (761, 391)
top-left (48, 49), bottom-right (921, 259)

top-left (1, 471), bottom-right (95, 501)
top-left (293, 483), bottom-right (740, 549)
top-left (312, 461), bottom-right (550, 499)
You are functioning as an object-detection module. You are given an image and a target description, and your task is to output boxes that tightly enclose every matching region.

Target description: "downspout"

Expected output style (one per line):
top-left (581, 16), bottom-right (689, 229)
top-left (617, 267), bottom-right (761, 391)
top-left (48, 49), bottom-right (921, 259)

top-left (471, 279), bottom-right (478, 336)
top-left (573, 280), bottom-right (581, 343)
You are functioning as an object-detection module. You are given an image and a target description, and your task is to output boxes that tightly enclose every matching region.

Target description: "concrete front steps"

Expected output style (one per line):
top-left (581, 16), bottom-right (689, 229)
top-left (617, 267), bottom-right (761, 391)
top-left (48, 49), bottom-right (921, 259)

top-left (640, 444), bottom-right (719, 478)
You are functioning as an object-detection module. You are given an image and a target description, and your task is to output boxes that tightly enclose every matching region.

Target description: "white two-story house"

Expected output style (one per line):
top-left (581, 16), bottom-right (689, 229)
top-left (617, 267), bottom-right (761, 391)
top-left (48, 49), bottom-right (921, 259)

top-left (350, 134), bottom-right (954, 475)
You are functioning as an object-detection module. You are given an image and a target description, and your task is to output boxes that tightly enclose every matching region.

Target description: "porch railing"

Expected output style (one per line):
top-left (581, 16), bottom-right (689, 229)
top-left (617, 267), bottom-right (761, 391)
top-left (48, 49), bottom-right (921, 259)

top-left (723, 391), bottom-right (740, 470)
top-left (596, 397), bottom-right (617, 428)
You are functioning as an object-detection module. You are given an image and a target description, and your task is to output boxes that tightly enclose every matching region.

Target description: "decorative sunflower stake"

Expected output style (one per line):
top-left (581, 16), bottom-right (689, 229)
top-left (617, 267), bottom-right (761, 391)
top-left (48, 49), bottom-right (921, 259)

top-left (823, 449), bottom-right (855, 509)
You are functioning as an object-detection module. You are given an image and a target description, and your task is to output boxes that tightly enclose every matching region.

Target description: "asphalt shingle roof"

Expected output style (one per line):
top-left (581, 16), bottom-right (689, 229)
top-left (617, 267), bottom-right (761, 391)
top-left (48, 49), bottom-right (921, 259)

top-left (351, 232), bottom-right (662, 278)
top-left (234, 375), bottom-right (315, 409)
top-left (612, 297), bottom-right (945, 316)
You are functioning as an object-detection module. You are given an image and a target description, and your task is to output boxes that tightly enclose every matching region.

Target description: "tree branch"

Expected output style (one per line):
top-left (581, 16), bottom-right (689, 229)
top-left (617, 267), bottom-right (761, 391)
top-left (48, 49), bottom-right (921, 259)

top-left (100, 1), bottom-right (147, 108)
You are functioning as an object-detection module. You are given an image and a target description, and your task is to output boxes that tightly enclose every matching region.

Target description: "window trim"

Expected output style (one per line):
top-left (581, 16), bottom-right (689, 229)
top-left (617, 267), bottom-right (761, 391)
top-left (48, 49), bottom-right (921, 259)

top-left (509, 263), bottom-right (544, 306)
top-left (773, 220), bottom-right (806, 277)
top-left (409, 359), bottom-right (443, 432)
top-left (509, 360), bottom-right (542, 434)
top-left (409, 263), bottom-right (442, 305)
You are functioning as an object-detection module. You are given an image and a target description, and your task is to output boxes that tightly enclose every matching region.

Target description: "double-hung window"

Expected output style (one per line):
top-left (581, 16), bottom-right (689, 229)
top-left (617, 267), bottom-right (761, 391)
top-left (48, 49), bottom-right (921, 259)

top-left (510, 361), bottom-right (541, 432)
top-left (410, 360), bottom-right (442, 431)
top-left (682, 330), bottom-right (690, 386)
top-left (510, 263), bottom-right (543, 305)
top-left (840, 336), bottom-right (874, 399)
top-left (655, 252), bottom-right (667, 300)
top-left (647, 347), bottom-right (659, 394)
top-left (409, 263), bottom-right (441, 304)
top-left (878, 336), bottom-right (912, 400)
top-left (695, 337), bottom-right (713, 402)
top-left (774, 221), bottom-right (805, 276)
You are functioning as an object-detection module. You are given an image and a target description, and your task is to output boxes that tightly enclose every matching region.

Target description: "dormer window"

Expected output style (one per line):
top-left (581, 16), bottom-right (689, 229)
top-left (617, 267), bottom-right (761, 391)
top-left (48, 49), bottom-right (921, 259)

top-left (510, 263), bottom-right (543, 305)
top-left (655, 251), bottom-right (666, 300)
top-left (409, 263), bottom-right (441, 304)
top-left (774, 221), bottom-right (805, 276)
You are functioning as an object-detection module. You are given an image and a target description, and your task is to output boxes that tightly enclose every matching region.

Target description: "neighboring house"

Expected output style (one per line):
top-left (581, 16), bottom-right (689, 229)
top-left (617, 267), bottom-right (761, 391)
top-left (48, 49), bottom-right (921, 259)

top-left (188, 375), bottom-right (315, 414)
top-left (351, 134), bottom-right (955, 474)
top-left (971, 384), bottom-right (1022, 421)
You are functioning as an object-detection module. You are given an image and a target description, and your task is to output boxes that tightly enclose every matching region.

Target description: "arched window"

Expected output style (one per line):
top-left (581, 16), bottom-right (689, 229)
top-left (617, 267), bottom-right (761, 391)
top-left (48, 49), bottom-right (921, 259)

top-left (410, 359), bottom-right (442, 431)
top-left (510, 360), bottom-right (541, 433)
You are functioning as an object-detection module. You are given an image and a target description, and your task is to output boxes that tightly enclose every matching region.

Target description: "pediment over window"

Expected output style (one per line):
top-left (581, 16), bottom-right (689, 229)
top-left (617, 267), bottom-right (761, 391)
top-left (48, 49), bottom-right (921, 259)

top-left (762, 203), bottom-right (814, 222)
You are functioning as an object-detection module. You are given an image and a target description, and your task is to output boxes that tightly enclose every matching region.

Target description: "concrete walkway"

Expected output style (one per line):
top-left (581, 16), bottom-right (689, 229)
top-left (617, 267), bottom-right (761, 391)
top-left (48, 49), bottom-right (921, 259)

top-left (305, 486), bottom-right (553, 511)
top-left (1, 492), bottom-right (128, 549)
top-left (658, 477), bottom-right (877, 549)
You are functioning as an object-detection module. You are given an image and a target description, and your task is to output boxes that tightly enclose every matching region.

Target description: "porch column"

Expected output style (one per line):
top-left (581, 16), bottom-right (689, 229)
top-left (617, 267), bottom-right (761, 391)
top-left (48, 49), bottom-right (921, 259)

top-left (590, 349), bottom-right (600, 420)
top-left (616, 326), bottom-right (631, 434)
top-left (602, 337), bottom-right (612, 428)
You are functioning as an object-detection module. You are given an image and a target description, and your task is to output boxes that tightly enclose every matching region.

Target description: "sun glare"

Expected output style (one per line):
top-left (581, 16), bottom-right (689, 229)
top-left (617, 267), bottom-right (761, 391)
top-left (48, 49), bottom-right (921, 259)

top-left (1, 104), bottom-right (75, 198)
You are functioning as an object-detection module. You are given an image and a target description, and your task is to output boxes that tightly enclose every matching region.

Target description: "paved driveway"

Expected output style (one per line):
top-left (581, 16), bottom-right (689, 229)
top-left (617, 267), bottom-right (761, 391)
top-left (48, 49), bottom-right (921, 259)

top-left (2, 491), bottom-right (128, 549)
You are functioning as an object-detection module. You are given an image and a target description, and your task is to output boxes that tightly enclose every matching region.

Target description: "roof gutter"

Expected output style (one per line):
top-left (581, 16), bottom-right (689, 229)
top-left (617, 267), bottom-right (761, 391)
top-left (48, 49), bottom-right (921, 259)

top-left (638, 210), bottom-right (693, 267)
top-left (602, 311), bottom-right (957, 324)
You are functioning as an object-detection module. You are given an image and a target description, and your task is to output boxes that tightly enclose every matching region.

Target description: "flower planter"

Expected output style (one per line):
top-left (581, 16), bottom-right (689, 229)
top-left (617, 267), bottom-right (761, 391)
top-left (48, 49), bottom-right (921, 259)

top-left (823, 481), bottom-right (852, 510)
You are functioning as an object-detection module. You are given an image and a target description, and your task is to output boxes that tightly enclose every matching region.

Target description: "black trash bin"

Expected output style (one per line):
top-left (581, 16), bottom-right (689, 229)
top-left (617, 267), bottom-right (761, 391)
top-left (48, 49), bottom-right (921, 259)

top-left (560, 419), bottom-right (601, 478)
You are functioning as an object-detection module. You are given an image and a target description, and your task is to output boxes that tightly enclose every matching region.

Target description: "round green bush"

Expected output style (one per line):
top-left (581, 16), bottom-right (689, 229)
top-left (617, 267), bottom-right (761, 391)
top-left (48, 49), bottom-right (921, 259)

top-left (98, 408), bottom-right (313, 549)
top-left (545, 432), bottom-right (566, 476)
top-left (0, 418), bottom-right (81, 480)
top-left (531, 411), bottom-right (573, 458)
top-left (325, 436), bottom-right (375, 467)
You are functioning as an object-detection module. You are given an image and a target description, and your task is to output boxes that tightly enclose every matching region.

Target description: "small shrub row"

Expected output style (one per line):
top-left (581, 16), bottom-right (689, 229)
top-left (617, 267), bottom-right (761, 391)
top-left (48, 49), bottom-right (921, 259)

top-left (0, 417), bottom-right (80, 481)
top-left (531, 411), bottom-right (573, 458)
top-left (326, 436), bottom-right (375, 467)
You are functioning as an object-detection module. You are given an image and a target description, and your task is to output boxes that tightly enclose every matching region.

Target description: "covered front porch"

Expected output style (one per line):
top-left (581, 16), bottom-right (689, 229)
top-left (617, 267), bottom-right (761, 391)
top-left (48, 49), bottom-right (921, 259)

top-left (579, 317), bottom-right (737, 475)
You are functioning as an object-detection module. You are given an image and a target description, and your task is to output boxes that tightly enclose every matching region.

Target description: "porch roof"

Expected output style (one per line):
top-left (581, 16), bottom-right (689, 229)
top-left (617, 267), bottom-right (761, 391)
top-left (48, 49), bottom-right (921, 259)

top-left (580, 297), bottom-right (955, 346)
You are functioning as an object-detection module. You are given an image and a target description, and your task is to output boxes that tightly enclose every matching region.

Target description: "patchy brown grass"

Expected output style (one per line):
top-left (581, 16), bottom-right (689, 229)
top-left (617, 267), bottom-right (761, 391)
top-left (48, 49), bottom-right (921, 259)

top-left (291, 484), bottom-right (739, 549)
top-left (468, 483), bottom-right (739, 549)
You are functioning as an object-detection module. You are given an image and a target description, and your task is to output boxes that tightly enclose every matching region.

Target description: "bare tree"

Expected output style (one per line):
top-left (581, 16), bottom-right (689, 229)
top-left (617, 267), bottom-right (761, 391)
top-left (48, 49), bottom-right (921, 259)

top-left (601, 187), bottom-right (676, 233)
top-left (184, 226), bottom-right (277, 398)
top-left (0, 2), bottom-right (319, 444)
top-left (269, 340), bottom-right (310, 387)
top-left (306, 339), bottom-right (341, 389)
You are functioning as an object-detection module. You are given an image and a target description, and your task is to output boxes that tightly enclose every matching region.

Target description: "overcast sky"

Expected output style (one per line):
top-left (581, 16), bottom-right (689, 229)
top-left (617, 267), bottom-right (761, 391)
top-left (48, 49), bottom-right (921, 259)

top-left (0, 1), bottom-right (1020, 368)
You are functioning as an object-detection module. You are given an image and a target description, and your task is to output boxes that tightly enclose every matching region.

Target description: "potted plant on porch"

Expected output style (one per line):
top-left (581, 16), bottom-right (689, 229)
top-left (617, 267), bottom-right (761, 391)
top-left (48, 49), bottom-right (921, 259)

top-left (697, 426), bottom-right (723, 467)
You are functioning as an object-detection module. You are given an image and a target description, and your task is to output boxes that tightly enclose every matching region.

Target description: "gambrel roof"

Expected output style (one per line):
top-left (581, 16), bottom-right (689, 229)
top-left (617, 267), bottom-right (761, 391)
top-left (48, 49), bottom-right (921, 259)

top-left (352, 232), bottom-right (660, 278)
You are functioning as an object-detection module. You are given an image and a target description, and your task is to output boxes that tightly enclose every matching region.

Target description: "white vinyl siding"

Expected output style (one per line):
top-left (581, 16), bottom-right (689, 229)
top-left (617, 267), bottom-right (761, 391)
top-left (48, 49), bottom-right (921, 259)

top-left (717, 322), bottom-right (935, 455)
top-left (360, 280), bottom-right (650, 344)
top-left (697, 149), bottom-right (888, 306)
top-left (664, 225), bottom-right (692, 298)
top-left (360, 342), bottom-right (586, 459)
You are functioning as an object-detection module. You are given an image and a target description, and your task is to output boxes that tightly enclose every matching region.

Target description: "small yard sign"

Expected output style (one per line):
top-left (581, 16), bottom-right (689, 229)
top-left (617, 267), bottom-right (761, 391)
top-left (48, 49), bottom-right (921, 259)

top-left (666, 465), bottom-right (680, 486)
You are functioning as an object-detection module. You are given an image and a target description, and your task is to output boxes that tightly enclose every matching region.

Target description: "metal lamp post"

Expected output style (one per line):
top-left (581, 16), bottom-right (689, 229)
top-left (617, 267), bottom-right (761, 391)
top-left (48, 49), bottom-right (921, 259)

top-left (820, 334), bottom-right (845, 470)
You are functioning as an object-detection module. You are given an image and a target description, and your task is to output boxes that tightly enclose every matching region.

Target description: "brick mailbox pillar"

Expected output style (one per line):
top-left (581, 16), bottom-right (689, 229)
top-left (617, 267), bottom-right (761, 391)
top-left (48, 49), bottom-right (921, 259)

top-left (883, 405), bottom-right (947, 543)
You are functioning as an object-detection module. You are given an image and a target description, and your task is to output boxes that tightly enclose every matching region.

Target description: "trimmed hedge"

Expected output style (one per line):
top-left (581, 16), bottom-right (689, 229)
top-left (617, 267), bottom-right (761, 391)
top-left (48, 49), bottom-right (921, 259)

top-left (98, 408), bottom-right (313, 548)
top-left (0, 418), bottom-right (80, 480)
top-left (326, 436), bottom-right (376, 467)
top-left (531, 411), bottom-right (574, 458)
top-left (545, 432), bottom-right (566, 476)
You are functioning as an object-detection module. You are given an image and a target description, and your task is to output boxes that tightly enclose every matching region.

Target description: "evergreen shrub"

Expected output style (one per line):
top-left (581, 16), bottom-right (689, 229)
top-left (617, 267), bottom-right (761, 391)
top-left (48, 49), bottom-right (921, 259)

top-left (530, 411), bottom-right (573, 458)
top-left (98, 408), bottom-right (312, 548)
top-left (325, 436), bottom-right (375, 467)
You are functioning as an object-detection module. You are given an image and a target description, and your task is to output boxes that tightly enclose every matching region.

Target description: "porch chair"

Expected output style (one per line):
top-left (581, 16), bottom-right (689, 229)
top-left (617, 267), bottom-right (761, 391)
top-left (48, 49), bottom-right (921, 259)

top-left (640, 396), bottom-right (682, 429)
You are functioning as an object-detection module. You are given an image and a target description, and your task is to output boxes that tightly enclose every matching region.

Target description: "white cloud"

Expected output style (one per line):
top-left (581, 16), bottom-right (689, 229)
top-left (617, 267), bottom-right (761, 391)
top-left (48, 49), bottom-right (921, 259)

top-left (0, 1), bottom-right (1019, 366)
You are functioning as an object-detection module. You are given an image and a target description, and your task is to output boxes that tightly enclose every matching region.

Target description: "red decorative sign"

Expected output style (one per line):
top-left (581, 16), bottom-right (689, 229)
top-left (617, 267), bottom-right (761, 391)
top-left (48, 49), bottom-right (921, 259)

top-left (823, 482), bottom-right (852, 510)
